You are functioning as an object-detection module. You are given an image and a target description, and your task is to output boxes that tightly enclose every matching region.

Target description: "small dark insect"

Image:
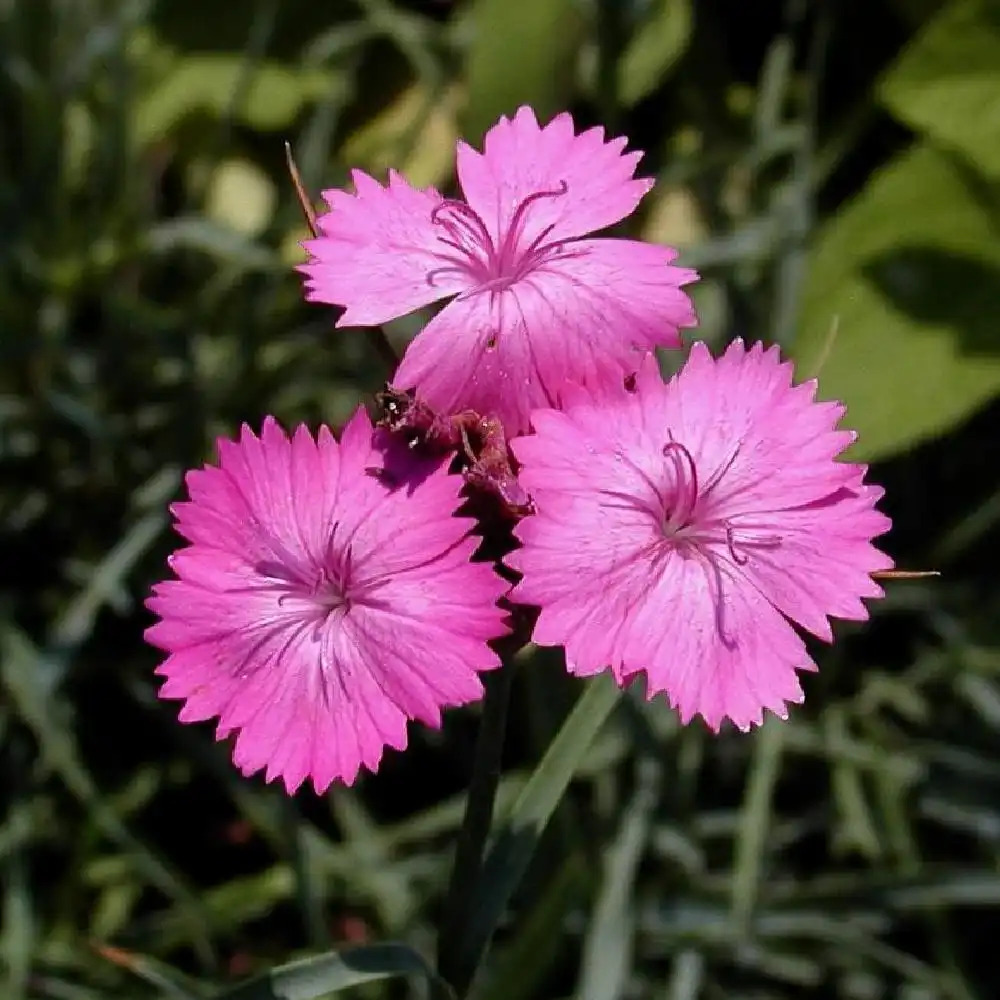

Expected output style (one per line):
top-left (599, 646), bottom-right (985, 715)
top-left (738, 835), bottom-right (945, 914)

top-left (374, 385), bottom-right (533, 518)
top-left (374, 386), bottom-right (413, 427)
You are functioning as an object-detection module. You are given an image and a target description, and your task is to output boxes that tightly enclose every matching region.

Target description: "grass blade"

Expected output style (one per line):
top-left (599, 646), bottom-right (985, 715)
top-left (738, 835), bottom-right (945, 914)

top-left (456, 673), bottom-right (622, 987)
top-left (213, 943), bottom-right (451, 1000)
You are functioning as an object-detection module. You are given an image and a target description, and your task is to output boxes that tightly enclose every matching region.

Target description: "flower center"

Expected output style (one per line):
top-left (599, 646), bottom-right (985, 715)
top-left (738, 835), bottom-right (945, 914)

top-left (604, 440), bottom-right (780, 567)
top-left (659, 441), bottom-right (700, 538)
top-left (657, 441), bottom-right (782, 565)
top-left (425, 181), bottom-right (573, 292)
top-left (253, 525), bottom-right (381, 633)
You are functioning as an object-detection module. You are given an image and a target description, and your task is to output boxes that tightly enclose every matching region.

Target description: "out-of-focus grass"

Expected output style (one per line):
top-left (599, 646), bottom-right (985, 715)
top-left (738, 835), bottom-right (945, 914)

top-left (2, 0), bottom-right (1000, 998)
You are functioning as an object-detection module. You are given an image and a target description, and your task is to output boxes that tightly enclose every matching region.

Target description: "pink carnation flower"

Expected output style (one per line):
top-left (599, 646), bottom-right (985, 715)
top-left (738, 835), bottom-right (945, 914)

top-left (506, 341), bottom-right (893, 731)
top-left (146, 411), bottom-right (509, 792)
top-left (301, 106), bottom-right (698, 434)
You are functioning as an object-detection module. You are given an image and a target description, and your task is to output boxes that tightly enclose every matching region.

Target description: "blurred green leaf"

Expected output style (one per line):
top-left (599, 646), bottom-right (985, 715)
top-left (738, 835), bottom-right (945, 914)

top-left (731, 719), bottom-right (785, 931)
top-left (826, 709), bottom-right (883, 860)
top-left (666, 949), bottom-right (705, 1000)
top-left (1, 841), bottom-right (32, 1000)
top-left (205, 159), bottom-right (277, 237)
top-left (0, 627), bottom-right (215, 965)
top-left (52, 510), bottom-right (166, 650)
top-left (94, 944), bottom-right (205, 1000)
top-left (480, 853), bottom-right (589, 1000)
top-left (618, 0), bottom-right (692, 107)
top-left (329, 790), bottom-right (416, 931)
top-left (880, 0), bottom-right (1000, 177)
top-left (883, 0), bottom-right (949, 25)
top-left (136, 56), bottom-right (339, 142)
top-left (576, 759), bottom-right (660, 1000)
top-left (462, 0), bottom-right (583, 143)
top-left (145, 218), bottom-right (279, 270)
top-left (455, 674), bottom-right (621, 985)
top-left (341, 83), bottom-right (460, 189)
top-left (792, 143), bottom-right (1000, 461)
top-left (140, 865), bottom-right (294, 951)
top-left (212, 943), bottom-right (450, 1000)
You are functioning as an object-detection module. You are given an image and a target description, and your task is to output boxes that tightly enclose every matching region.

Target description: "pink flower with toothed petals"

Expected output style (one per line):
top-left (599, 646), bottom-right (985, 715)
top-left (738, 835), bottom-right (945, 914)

top-left (506, 341), bottom-right (893, 731)
top-left (301, 106), bottom-right (699, 434)
top-left (145, 410), bottom-right (509, 792)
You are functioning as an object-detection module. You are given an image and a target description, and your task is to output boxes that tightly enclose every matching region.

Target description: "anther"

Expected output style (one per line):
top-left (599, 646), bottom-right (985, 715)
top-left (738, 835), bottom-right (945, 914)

top-left (425, 265), bottom-right (468, 287)
top-left (661, 441), bottom-right (700, 527)
top-left (725, 526), bottom-right (749, 565)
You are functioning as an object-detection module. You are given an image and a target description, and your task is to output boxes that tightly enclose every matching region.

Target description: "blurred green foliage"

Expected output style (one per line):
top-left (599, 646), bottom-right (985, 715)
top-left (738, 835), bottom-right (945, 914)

top-left (2, 0), bottom-right (1000, 998)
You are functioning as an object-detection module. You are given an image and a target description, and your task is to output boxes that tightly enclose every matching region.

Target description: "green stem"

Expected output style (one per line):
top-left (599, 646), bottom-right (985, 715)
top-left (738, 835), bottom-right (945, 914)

top-left (453, 674), bottom-right (622, 994)
top-left (437, 663), bottom-right (517, 993)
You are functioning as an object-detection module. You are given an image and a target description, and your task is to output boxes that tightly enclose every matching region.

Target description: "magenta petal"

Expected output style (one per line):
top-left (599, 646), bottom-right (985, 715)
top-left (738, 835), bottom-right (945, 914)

top-left (146, 409), bottom-right (509, 793)
top-left (660, 340), bottom-right (859, 513)
top-left (507, 338), bottom-right (892, 730)
top-left (301, 169), bottom-right (472, 327)
top-left (726, 487), bottom-right (893, 642)
top-left (390, 292), bottom-right (525, 430)
top-left (393, 239), bottom-right (697, 435)
top-left (616, 556), bottom-right (811, 732)
top-left (512, 513), bottom-right (810, 731)
top-left (457, 106), bottom-right (654, 248)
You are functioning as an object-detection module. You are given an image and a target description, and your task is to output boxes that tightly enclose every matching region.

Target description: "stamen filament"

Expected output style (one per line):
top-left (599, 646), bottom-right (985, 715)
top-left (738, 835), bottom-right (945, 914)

top-left (495, 180), bottom-right (568, 272)
top-left (661, 441), bottom-right (700, 532)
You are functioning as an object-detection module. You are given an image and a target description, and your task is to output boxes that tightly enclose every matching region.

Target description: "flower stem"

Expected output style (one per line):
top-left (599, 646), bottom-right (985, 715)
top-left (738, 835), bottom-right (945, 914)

top-left (437, 662), bottom-right (516, 994)
top-left (455, 674), bottom-right (621, 984)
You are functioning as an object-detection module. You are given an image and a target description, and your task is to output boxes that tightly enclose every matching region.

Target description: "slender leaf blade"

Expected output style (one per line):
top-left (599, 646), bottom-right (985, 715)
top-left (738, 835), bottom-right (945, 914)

top-left (213, 943), bottom-right (449, 1000)
top-left (455, 674), bottom-right (622, 981)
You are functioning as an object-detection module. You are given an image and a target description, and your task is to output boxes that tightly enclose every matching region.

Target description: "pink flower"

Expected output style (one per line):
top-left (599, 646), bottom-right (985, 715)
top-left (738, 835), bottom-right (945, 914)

top-left (301, 106), bottom-right (698, 434)
top-left (146, 411), bottom-right (509, 792)
top-left (506, 341), bottom-right (892, 731)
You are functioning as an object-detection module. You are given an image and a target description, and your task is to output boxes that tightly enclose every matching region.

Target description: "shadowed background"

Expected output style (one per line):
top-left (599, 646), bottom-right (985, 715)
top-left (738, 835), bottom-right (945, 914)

top-left (3, 0), bottom-right (1000, 997)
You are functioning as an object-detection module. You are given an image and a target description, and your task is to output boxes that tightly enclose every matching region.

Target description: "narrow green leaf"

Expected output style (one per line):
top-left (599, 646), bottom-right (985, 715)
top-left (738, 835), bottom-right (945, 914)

top-left (330, 789), bottom-right (416, 931)
top-left (0, 627), bottom-right (215, 965)
top-left (462, 0), bottom-right (583, 143)
top-left (665, 949), bottom-right (705, 1000)
top-left (213, 943), bottom-right (450, 1000)
top-left (791, 143), bottom-right (1000, 461)
top-left (93, 945), bottom-right (204, 1000)
top-left (1, 841), bottom-right (32, 1000)
top-left (731, 719), bottom-right (785, 932)
top-left (825, 709), bottom-right (883, 860)
top-left (145, 218), bottom-right (278, 270)
top-left (576, 758), bottom-right (660, 1000)
top-left (456, 674), bottom-right (622, 982)
top-left (438, 663), bottom-right (516, 993)
top-left (52, 510), bottom-right (166, 650)
top-left (618, 0), bottom-right (691, 107)
top-left (880, 0), bottom-right (1000, 177)
top-left (479, 853), bottom-right (589, 1000)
